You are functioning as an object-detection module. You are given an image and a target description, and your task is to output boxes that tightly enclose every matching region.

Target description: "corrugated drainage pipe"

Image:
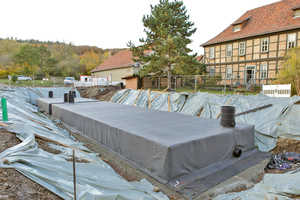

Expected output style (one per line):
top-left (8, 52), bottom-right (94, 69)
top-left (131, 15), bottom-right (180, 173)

top-left (220, 106), bottom-right (235, 128)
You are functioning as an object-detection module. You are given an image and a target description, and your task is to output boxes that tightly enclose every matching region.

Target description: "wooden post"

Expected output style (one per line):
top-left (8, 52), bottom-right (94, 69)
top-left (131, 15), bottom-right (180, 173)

top-left (148, 89), bottom-right (151, 108)
top-left (117, 92), bottom-right (129, 104)
top-left (133, 88), bottom-right (143, 106)
top-left (150, 86), bottom-right (169, 103)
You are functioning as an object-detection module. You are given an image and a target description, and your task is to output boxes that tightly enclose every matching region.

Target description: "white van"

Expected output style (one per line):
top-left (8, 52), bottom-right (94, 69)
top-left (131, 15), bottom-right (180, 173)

top-left (63, 77), bottom-right (75, 85)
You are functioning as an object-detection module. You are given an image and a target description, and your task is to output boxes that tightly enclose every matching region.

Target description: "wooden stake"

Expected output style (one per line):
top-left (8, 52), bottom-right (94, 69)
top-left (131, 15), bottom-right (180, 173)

top-left (117, 92), bottom-right (129, 104)
top-left (150, 86), bottom-right (169, 103)
top-left (148, 89), bottom-right (151, 108)
top-left (168, 95), bottom-right (170, 112)
top-left (28, 87), bottom-right (44, 98)
top-left (235, 104), bottom-right (272, 117)
top-left (133, 88), bottom-right (143, 106)
top-left (73, 150), bottom-right (77, 200)
top-left (216, 98), bottom-right (232, 119)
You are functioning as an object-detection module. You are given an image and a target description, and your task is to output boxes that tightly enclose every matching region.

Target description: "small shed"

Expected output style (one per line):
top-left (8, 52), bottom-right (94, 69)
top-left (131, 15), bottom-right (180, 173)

top-left (122, 75), bottom-right (143, 90)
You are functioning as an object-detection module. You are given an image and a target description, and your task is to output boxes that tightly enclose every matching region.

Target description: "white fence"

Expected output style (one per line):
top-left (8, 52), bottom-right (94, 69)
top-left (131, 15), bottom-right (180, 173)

top-left (74, 76), bottom-right (110, 87)
top-left (262, 84), bottom-right (291, 97)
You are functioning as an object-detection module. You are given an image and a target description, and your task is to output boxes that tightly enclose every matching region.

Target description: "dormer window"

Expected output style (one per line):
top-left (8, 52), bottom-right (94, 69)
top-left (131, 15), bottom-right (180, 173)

top-left (233, 24), bottom-right (241, 32)
top-left (293, 8), bottom-right (300, 18)
top-left (231, 17), bottom-right (250, 32)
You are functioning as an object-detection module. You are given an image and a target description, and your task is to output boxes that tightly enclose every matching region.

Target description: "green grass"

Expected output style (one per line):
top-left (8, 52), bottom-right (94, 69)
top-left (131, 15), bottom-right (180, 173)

top-left (0, 79), bottom-right (65, 87)
top-left (154, 87), bottom-right (259, 95)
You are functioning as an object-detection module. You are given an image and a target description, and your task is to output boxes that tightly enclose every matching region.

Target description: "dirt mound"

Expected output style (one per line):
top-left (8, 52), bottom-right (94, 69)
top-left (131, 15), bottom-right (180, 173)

top-left (76, 85), bottom-right (120, 101)
top-left (271, 138), bottom-right (300, 154)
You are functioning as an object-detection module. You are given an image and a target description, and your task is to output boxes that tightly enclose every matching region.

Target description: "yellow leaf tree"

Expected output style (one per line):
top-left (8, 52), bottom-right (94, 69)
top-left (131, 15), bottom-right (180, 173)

top-left (276, 47), bottom-right (300, 96)
top-left (79, 50), bottom-right (101, 75)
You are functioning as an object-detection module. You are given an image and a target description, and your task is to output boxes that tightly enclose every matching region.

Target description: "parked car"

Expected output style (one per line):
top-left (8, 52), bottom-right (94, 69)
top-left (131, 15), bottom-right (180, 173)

top-left (18, 75), bottom-right (32, 81)
top-left (63, 77), bottom-right (75, 85)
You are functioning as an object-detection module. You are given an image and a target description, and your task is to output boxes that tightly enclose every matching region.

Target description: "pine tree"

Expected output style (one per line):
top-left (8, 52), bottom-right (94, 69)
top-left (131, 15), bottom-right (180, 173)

top-left (128, 0), bottom-right (199, 90)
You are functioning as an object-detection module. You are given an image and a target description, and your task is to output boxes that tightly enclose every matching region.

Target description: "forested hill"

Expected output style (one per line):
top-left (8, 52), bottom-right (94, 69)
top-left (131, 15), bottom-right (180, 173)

top-left (0, 37), bottom-right (126, 78)
top-left (0, 37), bottom-right (125, 56)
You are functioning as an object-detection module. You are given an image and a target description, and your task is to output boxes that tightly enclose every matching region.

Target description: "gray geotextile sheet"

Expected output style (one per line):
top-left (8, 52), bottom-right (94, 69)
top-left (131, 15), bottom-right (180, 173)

top-left (51, 100), bottom-right (255, 183)
top-left (0, 87), bottom-right (168, 200)
top-left (112, 90), bottom-right (300, 152)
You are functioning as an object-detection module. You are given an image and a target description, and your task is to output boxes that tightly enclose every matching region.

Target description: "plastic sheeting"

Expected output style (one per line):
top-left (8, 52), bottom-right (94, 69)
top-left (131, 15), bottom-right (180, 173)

top-left (0, 87), bottom-right (168, 200)
top-left (111, 90), bottom-right (300, 152)
top-left (214, 170), bottom-right (300, 200)
top-left (110, 89), bottom-right (187, 112)
top-left (26, 87), bottom-right (81, 105)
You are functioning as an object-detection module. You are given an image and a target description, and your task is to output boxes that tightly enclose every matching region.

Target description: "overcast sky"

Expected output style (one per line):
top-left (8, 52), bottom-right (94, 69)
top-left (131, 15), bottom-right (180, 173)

top-left (1, 0), bottom-right (277, 55)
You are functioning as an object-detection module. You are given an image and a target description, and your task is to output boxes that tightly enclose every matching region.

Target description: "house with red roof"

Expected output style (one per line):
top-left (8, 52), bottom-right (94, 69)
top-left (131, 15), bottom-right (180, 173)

top-left (91, 49), bottom-right (138, 84)
top-left (91, 49), bottom-right (152, 89)
top-left (201, 0), bottom-right (300, 88)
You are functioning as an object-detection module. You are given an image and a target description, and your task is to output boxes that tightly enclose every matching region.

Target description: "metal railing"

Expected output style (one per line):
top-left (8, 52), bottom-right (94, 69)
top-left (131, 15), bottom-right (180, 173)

top-left (143, 75), bottom-right (226, 92)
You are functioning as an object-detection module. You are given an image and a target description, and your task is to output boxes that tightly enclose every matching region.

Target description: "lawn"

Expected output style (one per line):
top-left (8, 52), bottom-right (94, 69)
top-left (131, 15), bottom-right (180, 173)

top-left (0, 79), bottom-right (65, 87)
top-left (154, 87), bottom-right (259, 95)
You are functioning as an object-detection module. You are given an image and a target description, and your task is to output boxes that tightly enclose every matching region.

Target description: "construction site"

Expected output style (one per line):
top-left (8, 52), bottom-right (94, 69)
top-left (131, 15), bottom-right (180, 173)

top-left (0, 85), bottom-right (299, 200)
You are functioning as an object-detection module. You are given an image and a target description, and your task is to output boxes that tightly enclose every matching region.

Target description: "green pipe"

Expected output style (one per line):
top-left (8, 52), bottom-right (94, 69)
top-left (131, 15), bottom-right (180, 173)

top-left (1, 98), bottom-right (8, 121)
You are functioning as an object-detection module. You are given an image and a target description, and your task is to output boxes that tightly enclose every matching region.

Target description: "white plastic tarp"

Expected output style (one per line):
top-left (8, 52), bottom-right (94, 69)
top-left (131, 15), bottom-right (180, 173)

top-left (198, 94), bottom-right (300, 152)
top-left (214, 170), bottom-right (300, 200)
top-left (110, 89), bottom-right (187, 112)
top-left (26, 87), bottom-right (81, 105)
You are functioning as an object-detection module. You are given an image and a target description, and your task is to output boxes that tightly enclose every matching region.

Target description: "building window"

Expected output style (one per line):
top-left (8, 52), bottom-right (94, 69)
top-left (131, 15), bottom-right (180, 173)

top-left (233, 24), bottom-right (241, 32)
top-left (260, 64), bottom-right (267, 79)
top-left (209, 47), bottom-right (215, 59)
top-left (261, 38), bottom-right (268, 52)
top-left (210, 68), bottom-right (215, 74)
top-left (226, 67), bottom-right (232, 79)
top-left (239, 42), bottom-right (245, 55)
top-left (226, 44), bottom-right (232, 57)
top-left (287, 33), bottom-right (296, 49)
top-left (293, 9), bottom-right (300, 18)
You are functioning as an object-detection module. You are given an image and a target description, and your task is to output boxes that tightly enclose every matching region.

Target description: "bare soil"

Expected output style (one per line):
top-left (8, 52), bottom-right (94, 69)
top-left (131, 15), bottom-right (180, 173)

top-left (0, 130), bottom-right (62, 200)
top-left (76, 85), bottom-right (121, 101)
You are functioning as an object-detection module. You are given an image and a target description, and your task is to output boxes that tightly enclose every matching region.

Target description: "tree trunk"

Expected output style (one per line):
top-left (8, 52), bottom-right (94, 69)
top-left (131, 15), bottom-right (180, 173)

top-left (168, 64), bottom-right (171, 91)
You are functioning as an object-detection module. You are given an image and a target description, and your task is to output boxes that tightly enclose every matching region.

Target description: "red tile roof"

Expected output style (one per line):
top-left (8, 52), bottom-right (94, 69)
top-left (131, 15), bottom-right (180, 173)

top-left (196, 55), bottom-right (204, 62)
top-left (91, 49), bottom-right (135, 73)
top-left (202, 0), bottom-right (300, 46)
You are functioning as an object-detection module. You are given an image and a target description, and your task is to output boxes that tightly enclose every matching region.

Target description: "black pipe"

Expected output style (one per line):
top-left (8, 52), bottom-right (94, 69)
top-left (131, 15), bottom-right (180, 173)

top-left (64, 93), bottom-right (68, 102)
top-left (233, 147), bottom-right (242, 157)
top-left (49, 91), bottom-right (53, 98)
top-left (69, 93), bottom-right (74, 103)
top-left (220, 106), bottom-right (235, 128)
